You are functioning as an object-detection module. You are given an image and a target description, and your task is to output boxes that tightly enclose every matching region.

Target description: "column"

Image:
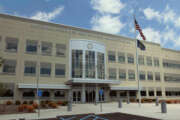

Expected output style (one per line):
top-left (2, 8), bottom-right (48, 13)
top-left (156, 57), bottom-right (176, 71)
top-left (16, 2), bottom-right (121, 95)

top-left (68, 87), bottom-right (72, 102)
top-left (127, 91), bottom-right (130, 103)
top-left (81, 84), bottom-right (86, 103)
top-left (95, 84), bottom-right (99, 102)
top-left (117, 91), bottom-right (120, 100)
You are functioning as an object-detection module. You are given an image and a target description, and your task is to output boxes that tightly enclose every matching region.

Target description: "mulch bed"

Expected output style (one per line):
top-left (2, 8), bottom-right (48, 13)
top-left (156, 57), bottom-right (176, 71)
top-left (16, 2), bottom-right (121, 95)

top-left (34, 112), bottom-right (161, 120)
top-left (0, 104), bottom-right (35, 114)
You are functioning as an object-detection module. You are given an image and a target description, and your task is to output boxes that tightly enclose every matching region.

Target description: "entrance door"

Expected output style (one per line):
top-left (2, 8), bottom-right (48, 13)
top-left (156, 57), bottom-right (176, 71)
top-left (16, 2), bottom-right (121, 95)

top-left (73, 90), bottom-right (81, 103)
top-left (86, 90), bottom-right (95, 103)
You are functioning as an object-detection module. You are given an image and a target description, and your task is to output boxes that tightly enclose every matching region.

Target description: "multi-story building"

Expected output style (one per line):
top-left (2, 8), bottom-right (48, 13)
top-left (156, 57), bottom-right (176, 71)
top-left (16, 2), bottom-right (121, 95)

top-left (0, 13), bottom-right (180, 103)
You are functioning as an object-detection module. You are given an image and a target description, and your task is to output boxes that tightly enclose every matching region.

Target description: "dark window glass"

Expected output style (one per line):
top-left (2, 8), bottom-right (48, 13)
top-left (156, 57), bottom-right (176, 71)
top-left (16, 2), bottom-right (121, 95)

top-left (141, 91), bottom-right (146, 96)
top-left (55, 64), bottom-right (65, 77)
top-left (147, 72), bottom-right (153, 80)
top-left (139, 72), bottom-right (145, 80)
top-left (26, 40), bottom-right (37, 53)
top-left (149, 91), bottom-right (154, 96)
top-left (110, 91), bottom-right (117, 97)
top-left (156, 91), bottom-right (162, 96)
top-left (128, 55), bottom-right (134, 64)
top-left (5, 37), bottom-right (18, 52)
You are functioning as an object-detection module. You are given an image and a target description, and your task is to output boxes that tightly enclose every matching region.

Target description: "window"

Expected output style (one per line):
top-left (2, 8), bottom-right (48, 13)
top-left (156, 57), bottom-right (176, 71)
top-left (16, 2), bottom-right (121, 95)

top-left (109, 68), bottom-right (116, 80)
top-left (119, 69), bottom-right (126, 80)
top-left (147, 72), bottom-right (153, 81)
top-left (24, 61), bottom-right (36, 75)
top-left (3, 59), bottom-right (16, 74)
top-left (149, 90), bottom-right (154, 96)
top-left (23, 91), bottom-right (35, 98)
top-left (118, 52), bottom-right (125, 63)
top-left (154, 58), bottom-right (159, 67)
top-left (156, 91), bottom-right (162, 96)
top-left (120, 91), bottom-right (127, 97)
top-left (0, 83), bottom-right (14, 97)
top-left (139, 71), bottom-right (145, 80)
top-left (127, 54), bottom-right (134, 64)
top-left (54, 91), bottom-right (65, 98)
top-left (164, 73), bottom-right (180, 82)
top-left (155, 72), bottom-right (160, 81)
top-left (97, 52), bottom-right (105, 79)
top-left (41, 42), bottom-right (52, 55)
top-left (129, 91), bottom-right (136, 96)
top-left (146, 56), bottom-right (152, 66)
top-left (56, 44), bottom-right (66, 57)
top-left (55, 64), bottom-right (65, 77)
top-left (165, 88), bottom-right (180, 96)
top-left (163, 59), bottom-right (180, 69)
top-left (42, 91), bottom-right (50, 97)
top-left (26, 40), bottom-right (37, 53)
top-left (108, 51), bottom-right (116, 62)
top-left (72, 50), bottom-right (83, 78)
top-left (138, 55), bottom-right (144, 65)
top-left (110, 91), bottom-right (117, 97)
top-left (40, 62), bottom-right (51, 76)
top-left (141, 91), bottom-right (146, 96)
top-left (86, 51), bottom-right (95, 78)
top-left (128, 70), bottom-right (135, 80)
top-left (5, 37), bottom-right (18, 52)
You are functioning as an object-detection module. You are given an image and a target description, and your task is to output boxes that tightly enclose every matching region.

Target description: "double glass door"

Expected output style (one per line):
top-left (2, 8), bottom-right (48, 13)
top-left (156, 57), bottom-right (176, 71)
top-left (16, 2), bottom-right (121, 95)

top-left (73, 90), bottom-right (81, 103)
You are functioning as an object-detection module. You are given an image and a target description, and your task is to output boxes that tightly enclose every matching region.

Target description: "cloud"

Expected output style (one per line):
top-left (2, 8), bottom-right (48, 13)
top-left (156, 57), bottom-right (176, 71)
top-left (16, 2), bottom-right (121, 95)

top-left (143, 8), bottom-right (161, 21)
top-left (137, 27), bottom-right (180, 49)
top-left (30, 6), bottom-right (64, 22)
top-left (90, 0), bottom-right (126, 34)
top-left (91, 0), bottom-right (125, 14)
top-left (143, 5), bottom-right (180, 28)
top-left (91, 15), bottom-right (125, 34)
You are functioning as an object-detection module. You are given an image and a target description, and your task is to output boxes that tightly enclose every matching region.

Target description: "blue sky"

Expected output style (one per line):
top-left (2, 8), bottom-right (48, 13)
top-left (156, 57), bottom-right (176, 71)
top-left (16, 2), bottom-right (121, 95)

top-left (0, 0), bottom-right (180, 50)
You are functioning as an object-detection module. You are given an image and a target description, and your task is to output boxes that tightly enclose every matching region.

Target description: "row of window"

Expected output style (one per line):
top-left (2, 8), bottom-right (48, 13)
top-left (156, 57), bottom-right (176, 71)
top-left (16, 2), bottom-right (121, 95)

top-left (108, 51), bottom-right (160, 67)
top-left (3, 37), bottom-right (66, 57)
top-left (2, 59), bottom-right (65, 77)
top-left (164, 73), bottom-right (180, 82)
top-left (108, 68), bottom-right (161, 81)
top-left (163, 59), bottom-right (180, 69)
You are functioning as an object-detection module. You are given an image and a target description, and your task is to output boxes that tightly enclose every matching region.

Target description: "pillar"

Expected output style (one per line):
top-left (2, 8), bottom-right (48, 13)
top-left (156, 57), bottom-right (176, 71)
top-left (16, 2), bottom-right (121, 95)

top-left (68, 87), bottom-right (72, 102)
top-left (127, 91), bottom-right (130, 104)
top-left (95, 84), bottom-right (99, 103)
top-left (81, 84), bottom-right (86, 103)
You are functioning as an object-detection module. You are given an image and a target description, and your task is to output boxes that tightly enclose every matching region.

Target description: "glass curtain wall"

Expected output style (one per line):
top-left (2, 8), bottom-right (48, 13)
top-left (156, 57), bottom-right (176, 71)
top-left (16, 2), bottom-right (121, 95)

top-left (72, 50), bottom-right (105, 79)
top-left (85, 51), bottom-right (95, 78)
top-left (97, 52), bottom-right (105, 79)
top-left (72, 50), bottom-right (83, 78)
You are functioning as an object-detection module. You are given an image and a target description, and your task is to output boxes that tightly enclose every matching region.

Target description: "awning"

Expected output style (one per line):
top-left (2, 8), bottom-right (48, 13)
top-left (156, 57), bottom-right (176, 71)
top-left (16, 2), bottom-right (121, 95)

top-left (110, 86), bottom-right (142, 91)
top-left (18, 83), bottom-right (70, 89)
top-left (67, 78), bottom-right (120, 84)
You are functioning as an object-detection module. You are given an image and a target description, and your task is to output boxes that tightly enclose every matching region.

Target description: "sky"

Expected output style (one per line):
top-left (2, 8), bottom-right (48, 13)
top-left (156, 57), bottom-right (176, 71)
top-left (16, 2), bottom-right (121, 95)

top-left (0, 0), bottom-right (180, 50)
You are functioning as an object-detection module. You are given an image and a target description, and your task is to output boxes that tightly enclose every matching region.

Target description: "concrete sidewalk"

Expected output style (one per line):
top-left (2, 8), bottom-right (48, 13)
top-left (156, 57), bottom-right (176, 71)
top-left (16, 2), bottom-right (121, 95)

top-left (0, 102), bottom-right (179, 120)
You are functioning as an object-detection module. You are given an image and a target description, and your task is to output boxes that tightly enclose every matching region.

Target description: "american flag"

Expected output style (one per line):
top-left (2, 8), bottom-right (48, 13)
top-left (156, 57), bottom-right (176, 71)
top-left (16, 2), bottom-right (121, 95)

top-left (134, 19), bottom-right (146, 40)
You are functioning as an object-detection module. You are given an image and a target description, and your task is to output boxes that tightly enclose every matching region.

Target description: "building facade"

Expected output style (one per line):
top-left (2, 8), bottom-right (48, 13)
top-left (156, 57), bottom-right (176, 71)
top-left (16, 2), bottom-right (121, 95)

top-left (0, 14), bottom-right (180, 103)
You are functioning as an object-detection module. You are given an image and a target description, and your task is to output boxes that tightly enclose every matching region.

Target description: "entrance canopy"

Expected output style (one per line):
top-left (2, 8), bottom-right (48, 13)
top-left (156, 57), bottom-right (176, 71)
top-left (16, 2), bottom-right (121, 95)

top-left (18, 83), bottom-right (70, 89)
top-left (66, 78), bottom-right (120, 85)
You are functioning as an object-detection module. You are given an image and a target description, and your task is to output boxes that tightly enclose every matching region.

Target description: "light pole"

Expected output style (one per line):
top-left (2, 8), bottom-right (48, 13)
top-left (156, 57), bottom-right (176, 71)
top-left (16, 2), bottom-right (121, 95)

top-left (36, 45), bottom-right (40, 119)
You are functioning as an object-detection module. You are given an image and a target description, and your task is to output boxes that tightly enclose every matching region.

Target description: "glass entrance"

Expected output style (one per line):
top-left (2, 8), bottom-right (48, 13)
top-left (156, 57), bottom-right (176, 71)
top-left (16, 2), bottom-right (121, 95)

top-left (73, 90), bottom-right (81, 103)
top-left (86, 90), bottom-right (95, 103)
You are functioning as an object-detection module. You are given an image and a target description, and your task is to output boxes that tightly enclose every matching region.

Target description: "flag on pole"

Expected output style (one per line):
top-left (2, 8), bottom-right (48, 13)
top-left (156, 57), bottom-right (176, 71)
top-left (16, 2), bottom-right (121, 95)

top-left (134, 19), bottom-right (146, 40)
top-left (137, 40), bottom-right (145, 50)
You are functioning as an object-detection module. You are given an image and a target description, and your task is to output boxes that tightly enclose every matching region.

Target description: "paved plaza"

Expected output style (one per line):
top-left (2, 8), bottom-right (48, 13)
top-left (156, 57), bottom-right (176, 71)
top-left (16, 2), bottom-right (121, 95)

top-left (0, 102), bottom-right (180, 120)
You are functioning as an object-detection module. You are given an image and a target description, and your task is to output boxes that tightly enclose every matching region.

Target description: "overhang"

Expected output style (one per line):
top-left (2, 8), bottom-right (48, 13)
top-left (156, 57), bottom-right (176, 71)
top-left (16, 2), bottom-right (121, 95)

top-left (110, 86), bottom-right (142, 91)
top-left (67, 78), bottom-right (120, 84)
top-left (18, 83), bottom-right (70, 89)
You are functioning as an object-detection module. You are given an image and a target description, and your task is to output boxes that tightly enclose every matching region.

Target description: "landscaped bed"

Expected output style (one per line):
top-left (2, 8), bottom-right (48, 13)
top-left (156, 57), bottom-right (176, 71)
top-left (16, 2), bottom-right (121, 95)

top-left (32, 112), bottom-right (161, 120)
top-left (0, 100), bottom-right (68, 114)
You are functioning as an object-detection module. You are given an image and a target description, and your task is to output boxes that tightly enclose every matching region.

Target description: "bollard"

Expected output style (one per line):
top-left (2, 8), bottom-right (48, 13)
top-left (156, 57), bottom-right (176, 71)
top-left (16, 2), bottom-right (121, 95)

top-left (161, 101), bottom-right (167, 113)
top-left (155, 97), bottom-right (159, 106)
top-left (118, 99), bottom-right (122, 108)
top-left (67, 100), bottom-right (72, 111)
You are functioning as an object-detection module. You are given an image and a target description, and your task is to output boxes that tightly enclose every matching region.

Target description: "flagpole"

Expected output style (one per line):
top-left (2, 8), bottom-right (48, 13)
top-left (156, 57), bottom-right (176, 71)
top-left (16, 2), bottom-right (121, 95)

top-left (134, 15), bottom-right (141, 107)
